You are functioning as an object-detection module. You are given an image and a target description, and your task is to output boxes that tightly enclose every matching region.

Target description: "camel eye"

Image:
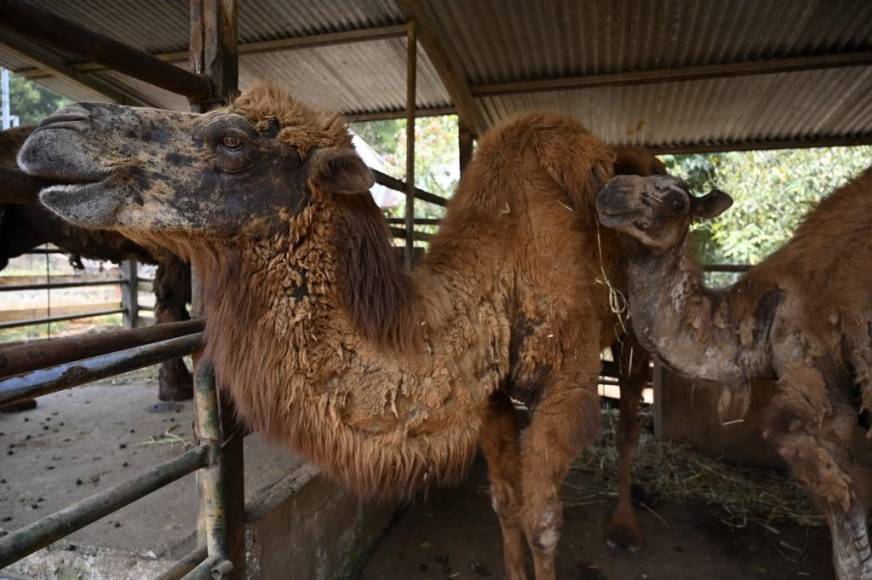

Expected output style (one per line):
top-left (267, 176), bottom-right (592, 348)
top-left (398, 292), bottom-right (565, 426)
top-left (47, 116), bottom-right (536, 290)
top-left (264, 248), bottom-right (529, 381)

top-left (221, 135), bottom-right (243, 149)
top-left (672, 198), bottom-right (685, 210)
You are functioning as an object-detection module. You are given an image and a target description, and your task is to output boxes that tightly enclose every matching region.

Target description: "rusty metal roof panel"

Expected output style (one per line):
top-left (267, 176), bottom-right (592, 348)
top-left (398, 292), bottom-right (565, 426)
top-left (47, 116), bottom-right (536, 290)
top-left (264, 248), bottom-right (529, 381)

top-left (478, 66), bottom-right (872, 150)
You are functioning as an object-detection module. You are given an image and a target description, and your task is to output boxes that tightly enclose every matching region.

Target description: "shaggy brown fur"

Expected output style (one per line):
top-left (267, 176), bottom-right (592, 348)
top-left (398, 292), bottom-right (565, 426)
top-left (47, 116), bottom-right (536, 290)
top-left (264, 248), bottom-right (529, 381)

top-left (597, 168), bottom-right (872, 579)
top-left (0, 126), bottom-right (193, 402)
top-left (19, 84), bottom-right (667, 579)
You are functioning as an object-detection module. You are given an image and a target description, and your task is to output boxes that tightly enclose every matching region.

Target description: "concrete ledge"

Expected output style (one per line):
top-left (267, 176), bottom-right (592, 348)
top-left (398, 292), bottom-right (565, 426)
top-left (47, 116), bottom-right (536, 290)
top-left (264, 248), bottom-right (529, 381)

top-left (245, 464), bottom-right (397, 580)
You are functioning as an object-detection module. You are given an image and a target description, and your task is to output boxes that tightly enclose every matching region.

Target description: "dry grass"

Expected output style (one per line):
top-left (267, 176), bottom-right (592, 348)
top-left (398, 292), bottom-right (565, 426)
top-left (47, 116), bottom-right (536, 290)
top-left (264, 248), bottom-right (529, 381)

top-left (569, 407), bottom-right (823, 529)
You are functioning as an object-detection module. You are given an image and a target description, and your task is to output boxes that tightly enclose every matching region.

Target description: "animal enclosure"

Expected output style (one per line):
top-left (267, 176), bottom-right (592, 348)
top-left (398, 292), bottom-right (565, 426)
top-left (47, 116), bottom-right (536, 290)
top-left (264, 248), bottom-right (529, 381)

top-left (1, 1), bottom-right (871, 580)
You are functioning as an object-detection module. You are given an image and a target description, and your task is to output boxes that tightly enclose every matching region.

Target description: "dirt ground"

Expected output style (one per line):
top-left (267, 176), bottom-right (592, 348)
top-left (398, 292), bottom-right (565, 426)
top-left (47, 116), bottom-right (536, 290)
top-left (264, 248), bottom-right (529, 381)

top-left (358, 460), bottom-right (834, 580)
top-left (0, 377), bottom-right (302, 578)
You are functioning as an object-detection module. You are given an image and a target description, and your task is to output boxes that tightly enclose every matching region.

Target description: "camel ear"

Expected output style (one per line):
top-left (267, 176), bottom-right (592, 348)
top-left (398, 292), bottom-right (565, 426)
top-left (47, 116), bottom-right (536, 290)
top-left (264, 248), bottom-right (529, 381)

top-left (309, 148), bottom-right (375, 195)
top-left (691, 189), bottom-right (733, 219)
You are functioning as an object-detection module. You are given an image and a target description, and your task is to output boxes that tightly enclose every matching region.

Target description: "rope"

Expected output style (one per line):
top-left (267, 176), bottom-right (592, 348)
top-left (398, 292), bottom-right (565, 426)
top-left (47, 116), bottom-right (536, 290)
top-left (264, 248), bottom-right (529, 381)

top-left (594, 221), bottom-right (629, 338)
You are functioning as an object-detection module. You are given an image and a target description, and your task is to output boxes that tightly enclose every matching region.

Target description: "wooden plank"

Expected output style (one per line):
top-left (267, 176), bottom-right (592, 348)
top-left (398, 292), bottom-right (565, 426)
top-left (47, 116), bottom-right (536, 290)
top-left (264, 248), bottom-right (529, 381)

top-left (371, 168), bottom-right (447, 207)
top-left (0, 0), bottom-right (210, 101)
top-left (473, 51), bottom-right (872, 97)
top-left (18, 25), bottom-right (409, 81)
top-left (396, 0), bottom-right (485, 136)
top-left (0, 30), bottom-right (159, 107)
top-left (458, 120), bottom-right (474, 174)
top-left (645, 134), bottom-right (872, 155)
top-left (345, 105), bottom-right (454, 123)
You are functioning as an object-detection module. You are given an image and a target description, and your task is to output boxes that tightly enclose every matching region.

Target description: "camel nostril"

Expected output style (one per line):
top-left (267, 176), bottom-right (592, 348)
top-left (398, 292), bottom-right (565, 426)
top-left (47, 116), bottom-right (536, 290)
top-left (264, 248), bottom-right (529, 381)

top-left (38, 108), bottom-right (91, 130)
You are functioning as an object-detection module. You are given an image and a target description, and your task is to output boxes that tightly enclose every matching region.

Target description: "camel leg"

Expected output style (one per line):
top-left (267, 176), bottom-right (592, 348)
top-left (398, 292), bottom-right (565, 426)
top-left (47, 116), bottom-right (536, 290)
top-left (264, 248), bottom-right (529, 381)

top-left (480, 391), bottom-right (528, 580)
top-left (606, 336), bottom-right (648, 551)
top-left (519, 368), bottom-right (601, 580)
top-left (154, 256), bottom-right (194, 401)
top-left (766, 364), bottom-right (871, 579)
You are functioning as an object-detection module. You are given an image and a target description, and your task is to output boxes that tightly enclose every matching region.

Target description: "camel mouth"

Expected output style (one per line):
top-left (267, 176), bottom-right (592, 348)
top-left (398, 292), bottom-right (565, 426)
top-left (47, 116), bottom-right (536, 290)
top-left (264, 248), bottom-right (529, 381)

top-left (597, 206), bottom-right (644, 228)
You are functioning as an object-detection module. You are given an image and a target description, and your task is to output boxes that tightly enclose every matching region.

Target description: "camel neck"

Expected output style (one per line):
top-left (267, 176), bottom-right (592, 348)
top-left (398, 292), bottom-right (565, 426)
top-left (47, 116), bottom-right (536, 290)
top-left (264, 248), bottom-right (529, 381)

top-left (188, 206), bottom-right (498, 499)
top-left (625, 236), bottom-right (775, 384)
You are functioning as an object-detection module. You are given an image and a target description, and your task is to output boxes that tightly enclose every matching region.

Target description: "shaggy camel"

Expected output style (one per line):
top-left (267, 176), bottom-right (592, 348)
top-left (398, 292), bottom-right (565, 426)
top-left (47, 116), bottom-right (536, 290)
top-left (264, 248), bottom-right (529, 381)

top-left (20, 83), bottom-right (662, 578)
top-left (0, 126), bottom-right (193, 402)
top-left (596, 169), bottom-right (872, 579)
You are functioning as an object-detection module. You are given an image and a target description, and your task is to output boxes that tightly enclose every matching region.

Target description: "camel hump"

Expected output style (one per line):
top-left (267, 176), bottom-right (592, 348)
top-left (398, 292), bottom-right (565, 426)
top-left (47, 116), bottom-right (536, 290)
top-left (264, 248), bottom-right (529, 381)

top-left (470, 112), bottom-right (617, 215)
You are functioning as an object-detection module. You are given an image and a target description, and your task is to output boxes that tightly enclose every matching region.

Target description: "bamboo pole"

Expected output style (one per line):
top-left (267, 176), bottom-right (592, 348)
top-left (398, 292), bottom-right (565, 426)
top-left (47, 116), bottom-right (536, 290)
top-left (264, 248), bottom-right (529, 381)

top-left (188, 2), bottom-right (244, 578)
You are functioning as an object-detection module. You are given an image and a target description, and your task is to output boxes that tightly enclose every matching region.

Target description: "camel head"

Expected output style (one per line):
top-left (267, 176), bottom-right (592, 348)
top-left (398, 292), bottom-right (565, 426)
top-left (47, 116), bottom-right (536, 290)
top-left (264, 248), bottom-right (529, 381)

top-left (17, 83), bottom-right (374, 240)
top-left (596, 174), bottom-right (733, 252)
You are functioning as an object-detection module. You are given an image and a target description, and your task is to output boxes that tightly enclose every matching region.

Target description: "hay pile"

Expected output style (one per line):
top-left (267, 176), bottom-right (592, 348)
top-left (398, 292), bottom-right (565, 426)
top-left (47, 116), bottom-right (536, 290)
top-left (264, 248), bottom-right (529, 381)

top-left (569, 407), bottom-right (823, 529)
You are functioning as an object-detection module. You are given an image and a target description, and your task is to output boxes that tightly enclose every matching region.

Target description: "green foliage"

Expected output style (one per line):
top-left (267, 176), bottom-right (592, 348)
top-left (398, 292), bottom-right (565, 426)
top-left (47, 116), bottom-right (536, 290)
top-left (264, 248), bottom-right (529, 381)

top-left (662, 147), bottom-right (872, 265)
top-left (350, 115), bottom-right (459, 222)
top-left (8, 74), bottom-right (71, 126)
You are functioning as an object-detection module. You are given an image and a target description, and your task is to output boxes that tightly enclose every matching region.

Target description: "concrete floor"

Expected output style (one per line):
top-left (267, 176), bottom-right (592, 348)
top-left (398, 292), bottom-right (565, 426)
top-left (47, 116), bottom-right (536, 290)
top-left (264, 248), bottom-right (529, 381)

top-left (0, 378), bottom-right (302, 579)
top-left (359, 461), bottom-right (835, 580)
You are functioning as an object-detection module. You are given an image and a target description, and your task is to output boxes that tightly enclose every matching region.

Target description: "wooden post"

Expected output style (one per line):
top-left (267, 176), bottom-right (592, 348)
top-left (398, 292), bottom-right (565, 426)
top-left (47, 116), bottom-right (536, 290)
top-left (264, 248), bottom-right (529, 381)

top-left (458, 120), bottom-right (473, 175)
top-left (652, 360), bottom-right (664, 439)
top-left (121, 260), bottom-right (138, 329)
top-left (190, 1), bottom-right (244, 579)
top-left (404, 20), bottom-right (417, 271)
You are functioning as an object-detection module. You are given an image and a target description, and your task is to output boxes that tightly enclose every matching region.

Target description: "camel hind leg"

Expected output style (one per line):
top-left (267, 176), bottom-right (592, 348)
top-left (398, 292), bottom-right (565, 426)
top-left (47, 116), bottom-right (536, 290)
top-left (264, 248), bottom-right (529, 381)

top-left (480, 391), bottom-right (528, 580)
top-left (766, 362), bottom-right (872, 579)
top-left (606, 335), bottom-right (648, 551)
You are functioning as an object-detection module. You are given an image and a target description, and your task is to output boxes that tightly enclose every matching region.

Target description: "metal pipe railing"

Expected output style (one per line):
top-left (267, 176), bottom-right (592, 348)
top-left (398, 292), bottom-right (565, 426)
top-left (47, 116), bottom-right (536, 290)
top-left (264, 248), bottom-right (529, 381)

top-left (0, 278), bottom-right (124, 291)
top-left (0, 319), bottom-right (203, 378)
top-left (0, 444), bottom-right (207, 568)
top-left (0, 332), bottom-right (203, 406)
top-left (0, 307), bottom-right (125, 331)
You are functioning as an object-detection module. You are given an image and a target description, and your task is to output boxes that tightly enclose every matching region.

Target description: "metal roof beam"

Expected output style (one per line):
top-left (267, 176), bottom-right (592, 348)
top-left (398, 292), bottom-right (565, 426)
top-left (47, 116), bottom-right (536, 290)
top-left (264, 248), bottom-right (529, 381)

top-left (0, 30), bottom-right (160, 107)
top-left (646, 134), bottom-right (872, 155)
top-left (345, 105), bottom-right (455, 123)
top-left (473, 51), bottom-right (872, 97)
top-left (396, 1), bottom-right (485, 136)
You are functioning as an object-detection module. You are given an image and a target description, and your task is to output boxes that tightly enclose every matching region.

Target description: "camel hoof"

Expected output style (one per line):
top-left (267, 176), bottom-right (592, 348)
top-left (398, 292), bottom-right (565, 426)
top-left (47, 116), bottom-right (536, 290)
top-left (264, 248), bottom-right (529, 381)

top-left (0, 398), bottom-right (38, 412)
top-left (605, 522), bottom-right (644, 552)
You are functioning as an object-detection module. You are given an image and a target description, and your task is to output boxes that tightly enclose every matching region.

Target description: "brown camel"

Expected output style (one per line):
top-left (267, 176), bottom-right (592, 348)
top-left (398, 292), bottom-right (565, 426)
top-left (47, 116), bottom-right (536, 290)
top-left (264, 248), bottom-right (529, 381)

top-left (596, 169), bottom-right (872, 579)
top-left (0, 126), bottom-right (193, 402)
top-left (18, 82), bottom-right (663, 579)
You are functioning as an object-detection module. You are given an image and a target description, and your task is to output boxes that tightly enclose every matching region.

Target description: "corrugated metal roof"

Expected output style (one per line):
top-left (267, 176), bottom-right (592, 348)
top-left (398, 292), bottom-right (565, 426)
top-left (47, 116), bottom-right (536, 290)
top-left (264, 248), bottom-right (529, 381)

top-left (0, 0), bottom-right (447, 116)
top-left (1, 0), bottom-right (870, 151)
top-left (422, 0), bottom-right (872, 84)
top-left (479, 67), bottom-right (872, 150)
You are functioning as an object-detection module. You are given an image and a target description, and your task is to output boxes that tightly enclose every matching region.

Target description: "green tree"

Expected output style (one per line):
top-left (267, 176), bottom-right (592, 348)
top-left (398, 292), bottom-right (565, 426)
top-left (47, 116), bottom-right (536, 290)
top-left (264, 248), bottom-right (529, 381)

top-left (9, 74), bottom-right (71, 126)
top-left (662, 146), bottom-right (872, 266)
top-left (351, 116), bottom-right (458, 224)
